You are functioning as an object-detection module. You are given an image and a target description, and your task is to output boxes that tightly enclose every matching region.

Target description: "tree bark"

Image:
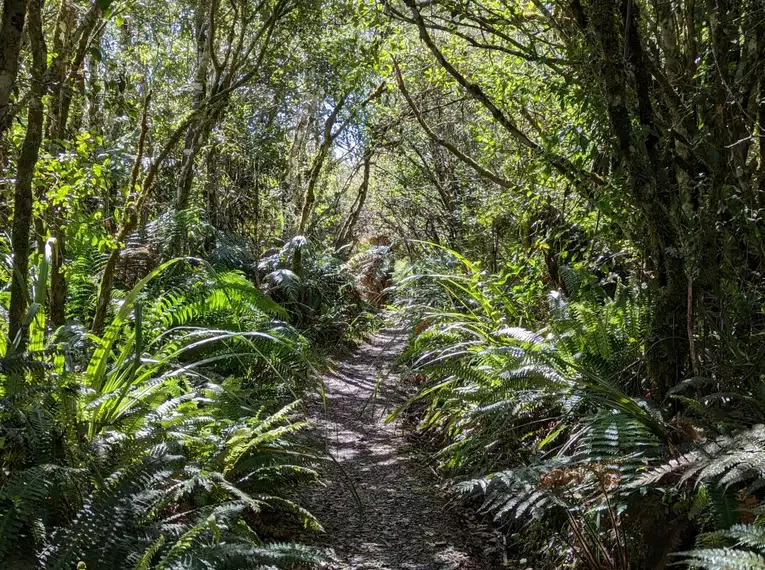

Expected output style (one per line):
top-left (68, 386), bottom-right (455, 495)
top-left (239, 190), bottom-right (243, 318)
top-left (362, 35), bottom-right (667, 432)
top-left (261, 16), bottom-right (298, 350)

top-left (0, 0), bottom-right (28, 140)
top-left (91, 91), bottom-right (151, 336)
top-left (46, 1), bottom-right (103, 144)
top-left (297, 83), bottom-right (386, 239)
top-left (202, 144), bottom-right (219, 252)
top-left (587, 0), bottom-right (688, 397)
top-left (336, 152), bottom-right (371, 249)
top-left (176, 0), bottom-right (211, 214)
top-left (91, 94), bottom-right (226, 334)
top-left (0, 0), bottom-right (27, 137)
top-left (86, 40), bottom-right (101, 133)
top-left (297, 96), bottom-right (346, 235)
top-left (8, 0), bottom-right (46, 352)
top-left (42, 0), bottom-right (104, 329)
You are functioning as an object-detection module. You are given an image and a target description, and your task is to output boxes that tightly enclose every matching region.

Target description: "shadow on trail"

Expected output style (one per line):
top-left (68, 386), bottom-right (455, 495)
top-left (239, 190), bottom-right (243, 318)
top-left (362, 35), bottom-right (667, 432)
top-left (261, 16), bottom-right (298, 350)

top-left (300, 329), bottom-right (494, 570)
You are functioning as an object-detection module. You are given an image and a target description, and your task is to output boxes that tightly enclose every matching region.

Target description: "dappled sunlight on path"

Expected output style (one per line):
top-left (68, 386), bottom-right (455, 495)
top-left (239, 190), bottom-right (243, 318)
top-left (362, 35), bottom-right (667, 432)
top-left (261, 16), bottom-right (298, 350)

top-left (301, 329), bottom-right (494, 570)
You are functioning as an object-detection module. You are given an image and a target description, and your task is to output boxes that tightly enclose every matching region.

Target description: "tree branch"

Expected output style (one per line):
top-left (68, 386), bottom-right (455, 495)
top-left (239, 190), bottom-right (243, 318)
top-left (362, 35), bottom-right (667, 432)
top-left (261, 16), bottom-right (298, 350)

top-left (400, 0), bottom-right (602, 187)
top-left (394, 61), bottom-right (518, 190)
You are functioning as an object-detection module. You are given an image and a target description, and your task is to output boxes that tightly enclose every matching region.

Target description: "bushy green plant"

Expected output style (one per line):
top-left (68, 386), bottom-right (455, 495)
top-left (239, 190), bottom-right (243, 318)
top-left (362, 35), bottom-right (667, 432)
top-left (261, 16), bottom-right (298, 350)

top-left (392, 246), bottom-right (672, 567)
top-left (0, 384), bottom-right (323, 570)
top-left (0, 259), bottom-right (323, 569)
top-left (259, 236), bottom-right (379, 346)
top-left (394, 248), bottom-right (662, 466)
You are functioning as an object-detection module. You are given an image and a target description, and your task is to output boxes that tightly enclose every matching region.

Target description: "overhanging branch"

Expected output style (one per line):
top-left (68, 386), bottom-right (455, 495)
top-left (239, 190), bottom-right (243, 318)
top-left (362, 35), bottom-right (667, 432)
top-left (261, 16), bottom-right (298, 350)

top-left (400, 0), bottom-right (603, 187)
top-left (394, 61), bottom-right (518, 190)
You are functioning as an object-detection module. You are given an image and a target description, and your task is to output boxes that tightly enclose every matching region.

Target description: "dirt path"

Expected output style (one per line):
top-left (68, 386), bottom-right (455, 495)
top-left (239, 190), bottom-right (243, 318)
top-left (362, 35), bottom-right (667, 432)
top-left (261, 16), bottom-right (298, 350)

top-left (301, 329), bottom-right (494, 570)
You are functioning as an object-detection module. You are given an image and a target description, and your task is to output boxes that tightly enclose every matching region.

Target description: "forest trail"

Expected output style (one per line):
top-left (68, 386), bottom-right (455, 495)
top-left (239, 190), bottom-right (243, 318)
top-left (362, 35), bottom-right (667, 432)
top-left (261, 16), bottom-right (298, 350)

top-left (301, 329), bottom-right (494, 570)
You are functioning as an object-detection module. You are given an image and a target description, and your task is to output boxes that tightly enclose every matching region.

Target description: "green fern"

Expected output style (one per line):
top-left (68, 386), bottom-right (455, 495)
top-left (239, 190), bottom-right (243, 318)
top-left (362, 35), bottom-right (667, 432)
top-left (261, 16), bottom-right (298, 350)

top-left (675, 525), bottom-right (765, 570)
top-left (676, 548), bottom-right (765, 570)
top-left (1, 257), bottom-right (323, 569)
top-left (634, 425), bottom-right (765, 491)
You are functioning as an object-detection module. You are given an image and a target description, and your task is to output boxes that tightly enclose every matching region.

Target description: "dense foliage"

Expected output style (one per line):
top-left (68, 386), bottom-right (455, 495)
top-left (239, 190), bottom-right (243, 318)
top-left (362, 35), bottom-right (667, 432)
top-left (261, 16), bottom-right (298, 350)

top-left (2, 0), bottom-right (765, 567)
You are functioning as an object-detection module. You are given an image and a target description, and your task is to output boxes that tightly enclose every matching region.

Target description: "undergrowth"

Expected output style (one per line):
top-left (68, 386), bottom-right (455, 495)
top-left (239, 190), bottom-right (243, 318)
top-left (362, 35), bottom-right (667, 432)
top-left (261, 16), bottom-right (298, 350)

top-left (392, 246), bottom-right (765, 570)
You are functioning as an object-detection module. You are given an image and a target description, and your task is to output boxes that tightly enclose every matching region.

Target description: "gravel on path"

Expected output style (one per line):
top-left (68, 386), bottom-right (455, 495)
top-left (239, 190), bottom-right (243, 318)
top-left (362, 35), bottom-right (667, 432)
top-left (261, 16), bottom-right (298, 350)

top-left (301, 329), bottom-right (496, 570)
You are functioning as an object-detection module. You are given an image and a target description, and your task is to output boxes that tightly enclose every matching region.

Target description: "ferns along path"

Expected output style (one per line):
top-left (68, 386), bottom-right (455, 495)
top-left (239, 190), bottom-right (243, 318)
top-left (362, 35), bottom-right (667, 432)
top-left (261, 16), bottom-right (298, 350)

top-left (8, 0), bottom-right (765, 567)
top-left (301, 329), bottom-right (490, 570)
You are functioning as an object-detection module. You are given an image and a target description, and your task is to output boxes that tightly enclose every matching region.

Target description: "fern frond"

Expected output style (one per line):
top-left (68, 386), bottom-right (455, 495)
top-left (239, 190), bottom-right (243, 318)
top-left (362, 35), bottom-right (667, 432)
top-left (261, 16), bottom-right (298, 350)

top-left (674, 548), bottom-right (765, 570)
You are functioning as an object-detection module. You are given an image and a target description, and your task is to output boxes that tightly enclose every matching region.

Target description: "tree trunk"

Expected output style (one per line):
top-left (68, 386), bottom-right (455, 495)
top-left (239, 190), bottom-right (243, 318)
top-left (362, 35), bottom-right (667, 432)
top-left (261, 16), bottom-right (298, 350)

top-left (86, 41), bottom-right (101, 133)
top-left (66, 67), bottom-right (85, 134)
top-left (35, 0), bottom-right (102, 330)
top-left (336, 153), bottom-right (371, 249)
top-left (297, 96), bottom-right (346, 235)
top-left (0, 0), bottom-right (28, 140)
top-left (8, 0), bottom-right (46, 352)
top-left (91, 93), bottom-right (223, 334)
top-left (176, 0), bottom-right (210, 213)
top-left (44, 4), bottom-right (73, 327)
top-left (49, 231), bottom-right (66, 328)
top-left (47, 1), bottom-right (102, 145)
top-left (297, 145), bottom-right (330, 235)
top-left (91, 91), bottom-right (151, 335)
top-left (284, 100), bottom-right (315, 234)
top-left (202, 144), bottom-right (219, 252)
top-left (587, 0), bottom-right (688, 398)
